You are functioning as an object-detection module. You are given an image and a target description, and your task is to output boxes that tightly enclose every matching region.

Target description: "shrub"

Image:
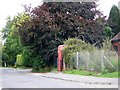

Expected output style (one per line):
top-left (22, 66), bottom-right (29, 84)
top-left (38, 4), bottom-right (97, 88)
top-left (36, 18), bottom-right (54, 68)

top-left (104, 51), bottom-right (118, 72)
top-left (22, 48), bottom-right (33, 67)
top-left (63, 38), bottom-right (118, 73)
top-left (0, 47), bottom-right (1, 67)
top-left (32, 56), bottom-right (51, 72)
top-left (102, 38), bottom-right (112, 51)
top-left (2, 53), bottom-right (9, 66)
top-left (63, 38), bottom-right (97, 69)
top-left (102, 38), bottom-right (118, 72)
top-left (16, 54), bottom-right (24, 66)
top-left (103, 26), bottom-right (113, 38)
top-left (64, 38), bottom-right (86, 47)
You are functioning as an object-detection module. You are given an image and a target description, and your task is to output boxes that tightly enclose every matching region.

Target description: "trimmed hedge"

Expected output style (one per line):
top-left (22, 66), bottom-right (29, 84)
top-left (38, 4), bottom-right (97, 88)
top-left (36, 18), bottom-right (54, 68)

top-left (16, 54), bottom-right (24, 66)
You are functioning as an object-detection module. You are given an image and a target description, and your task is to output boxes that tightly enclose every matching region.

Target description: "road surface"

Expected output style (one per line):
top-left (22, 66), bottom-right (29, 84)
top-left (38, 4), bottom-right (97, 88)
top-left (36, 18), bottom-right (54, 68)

top-left (1, 68), bottom-right (118, 88)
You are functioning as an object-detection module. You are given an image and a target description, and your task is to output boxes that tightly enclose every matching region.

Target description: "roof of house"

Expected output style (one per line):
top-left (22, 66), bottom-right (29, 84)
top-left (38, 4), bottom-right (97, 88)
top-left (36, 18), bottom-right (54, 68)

top-left (111, 32), bottom-right (120, 42)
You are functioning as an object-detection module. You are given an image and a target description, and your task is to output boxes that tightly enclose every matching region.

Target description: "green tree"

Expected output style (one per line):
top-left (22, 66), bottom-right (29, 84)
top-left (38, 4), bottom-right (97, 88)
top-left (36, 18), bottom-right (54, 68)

top-left (103, 26), bottom-right (113, 38)
top-left (108, 5), bottom-right (120, 36)
top-left (0, 41), bottom-right (2, 66)
top-left (2, 17), bottom-right (13, 39)
top-left (2, 52), bottom-right (9, 66)
top-left (2, 13), bottom-right (30, 66)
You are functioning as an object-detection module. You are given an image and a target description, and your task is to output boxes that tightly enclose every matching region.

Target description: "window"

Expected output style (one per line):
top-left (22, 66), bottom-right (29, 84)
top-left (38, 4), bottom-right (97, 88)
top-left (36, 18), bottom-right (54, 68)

top-left (114, 46), bottom-right (118, 51)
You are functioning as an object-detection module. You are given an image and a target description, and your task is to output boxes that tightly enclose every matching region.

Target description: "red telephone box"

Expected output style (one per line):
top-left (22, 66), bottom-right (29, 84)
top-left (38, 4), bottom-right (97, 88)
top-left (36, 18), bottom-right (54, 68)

top-left (58, 45), bottom-right (65, 72)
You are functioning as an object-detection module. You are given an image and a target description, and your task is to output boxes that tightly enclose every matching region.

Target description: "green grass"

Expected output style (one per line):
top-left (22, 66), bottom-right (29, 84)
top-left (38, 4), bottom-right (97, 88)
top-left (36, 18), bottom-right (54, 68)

top-left (63, 70), bottom-right (119, 78)
top-left (51, 68), bottom-right (58, 72)
top-left (99, 72), bottom-right (119, 78)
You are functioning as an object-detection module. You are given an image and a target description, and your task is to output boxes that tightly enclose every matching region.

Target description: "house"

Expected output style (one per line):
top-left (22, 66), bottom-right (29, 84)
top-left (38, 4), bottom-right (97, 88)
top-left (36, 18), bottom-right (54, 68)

top-left (111, 32), bottom-right (120, 56)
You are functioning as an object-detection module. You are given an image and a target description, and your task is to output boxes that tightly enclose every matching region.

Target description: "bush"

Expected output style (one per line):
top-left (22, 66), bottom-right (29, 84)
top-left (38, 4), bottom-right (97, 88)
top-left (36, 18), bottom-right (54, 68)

top-left (16, 54), bottom-right (24, 66)
top-left (2, 53), bottom-right (9, 66)
top-left (103, 26), bottom-right (113, 38)
top-left (102, 38), bottom-right (112, 51)
top-left (32, 67), bottom-right (51, 73)
top-left (0, 46), bottom-right (1, 67)
top-left (63, 38), bottom-right (97, 52)
top-left (64, 38), bottom-right (86, 47)
top-left (32, 56), bottom-right (51, 72)
top-left (0, 62), bottom-right (1, 67)
top-left (63, 38), bottom-right (97, 69)
top-left (63, 38), bottom-right (118, 73)
top-left (22, 48), bottom-right (33, 67)
top-left (102, 38), bottom-right (118, 72)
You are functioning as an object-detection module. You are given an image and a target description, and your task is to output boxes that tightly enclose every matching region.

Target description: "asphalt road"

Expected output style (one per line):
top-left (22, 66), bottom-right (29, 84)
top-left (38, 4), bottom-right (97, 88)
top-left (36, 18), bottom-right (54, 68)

top-left (1, 68), bottom-right (118, 88)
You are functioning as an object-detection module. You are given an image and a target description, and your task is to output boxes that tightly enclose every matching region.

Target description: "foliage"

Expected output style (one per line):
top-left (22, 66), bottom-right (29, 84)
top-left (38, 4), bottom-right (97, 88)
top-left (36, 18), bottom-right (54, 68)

top-left (103, 50), bottom-right (118, 73)
top-left (2, 35), bottom-right (22, 66)
top-left (104, 59), bottom-right (118, 73)
top-left (1, 13), bottom-right (29, 66)
top-left (2, 17), bottom-right (13, 39)
top-left (16, 2), bottom-right (106, 69)
top-left (103, 26), bottom-right (113, 38)
top-left (22, 47), bottom-right (33, 67)
top-left (0, 42), bottom-right (2, 66)
top-left (102, 38), bottom-right (118, 73)
top-left (16, 54), bottom-right (24, 66)
top-left (0, 60), bottom-right (1, 67)
top-left (2, 52), bottom-right (9, 66)
top-left (108, 5), bottom-right (120, 36)
top-left (102, 38), bottom-right (112, 51)
top-left (32, 56), bottom-right (51, 72)
top-left (62, 38), bottom-right (97, 69)
top-left (64, 38), bottom-right (85, 46)
top-left (32, 67), bottom-right (52, 73)
top-left (63, 38), bottom-right (118, 72)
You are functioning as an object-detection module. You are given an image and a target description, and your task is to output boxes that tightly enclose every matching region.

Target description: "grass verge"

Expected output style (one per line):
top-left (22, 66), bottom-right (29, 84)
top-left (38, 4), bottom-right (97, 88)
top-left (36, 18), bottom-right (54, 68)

top-left (63, 70), bottom-right (119, 78)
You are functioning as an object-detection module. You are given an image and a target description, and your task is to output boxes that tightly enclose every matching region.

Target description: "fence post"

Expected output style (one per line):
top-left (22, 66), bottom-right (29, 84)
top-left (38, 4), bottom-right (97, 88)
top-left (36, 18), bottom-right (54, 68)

top-left (101, 50), bottom-right (105, 72)
top-left (63, 59), bottom-right (65, 70)
top-left (76, 52), bottom-right (79, 70)
top-left (86, 51), bottom-right (90, 70)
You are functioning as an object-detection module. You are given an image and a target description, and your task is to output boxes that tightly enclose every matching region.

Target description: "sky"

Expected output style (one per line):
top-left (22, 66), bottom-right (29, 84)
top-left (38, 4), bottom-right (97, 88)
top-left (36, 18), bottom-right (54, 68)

top-left (0, 0), bottom-right (119, 30)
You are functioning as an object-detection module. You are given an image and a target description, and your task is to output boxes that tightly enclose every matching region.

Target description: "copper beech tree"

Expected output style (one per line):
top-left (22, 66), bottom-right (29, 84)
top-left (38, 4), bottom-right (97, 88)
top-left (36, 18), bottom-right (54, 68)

top-left (17, 2), bottom-right (106, 67)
